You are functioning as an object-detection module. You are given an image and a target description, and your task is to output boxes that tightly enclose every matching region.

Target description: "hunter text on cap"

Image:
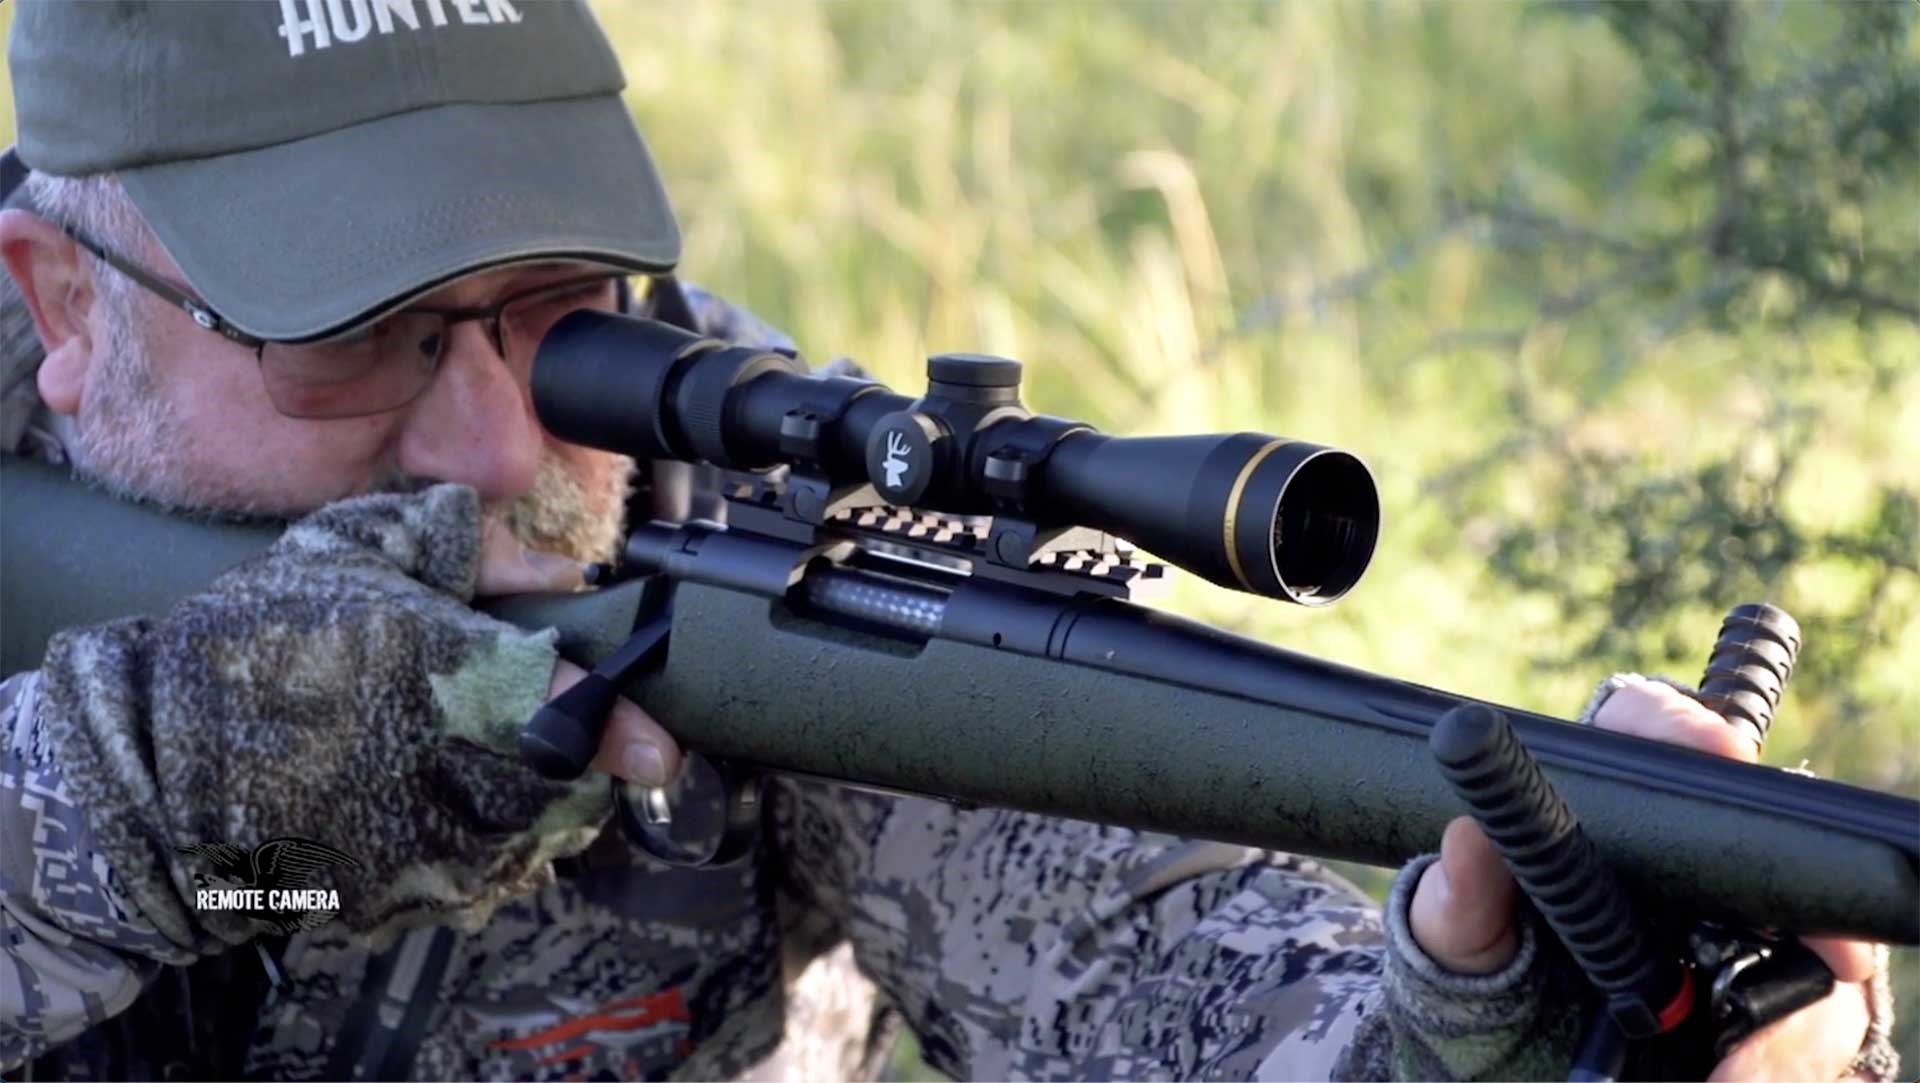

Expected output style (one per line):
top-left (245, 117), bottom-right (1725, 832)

top-left (275, 0), bottom-right (529, 58)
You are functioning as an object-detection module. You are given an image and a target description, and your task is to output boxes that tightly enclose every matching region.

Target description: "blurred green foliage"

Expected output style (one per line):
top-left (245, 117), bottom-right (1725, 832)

top-left (2, 0), bottom-right (1912, 1075)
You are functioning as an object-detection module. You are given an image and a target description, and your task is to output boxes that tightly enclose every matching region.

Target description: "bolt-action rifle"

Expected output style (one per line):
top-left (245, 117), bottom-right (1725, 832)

top-left (1, 311), bottom-right (1914, 1078)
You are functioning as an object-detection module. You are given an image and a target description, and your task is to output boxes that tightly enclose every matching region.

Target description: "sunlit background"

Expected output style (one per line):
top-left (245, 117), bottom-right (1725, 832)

top-left (4, 0), bottom-right (1914, 1073)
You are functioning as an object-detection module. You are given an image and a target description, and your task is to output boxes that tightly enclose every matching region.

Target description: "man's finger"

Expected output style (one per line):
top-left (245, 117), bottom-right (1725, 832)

top-left (1590, 682), bottom-right (1760, 763)
top-left (589, 695), bottom-right (682, 789)
top-left (1409, 816), bottom-right (1519, 974)
top-left (1802, 936), bottom-right (1878, 984)
top-left (1706, 977), bottom-right (1869, 1082)
top-left (476, 517), bottom-right (586, 596)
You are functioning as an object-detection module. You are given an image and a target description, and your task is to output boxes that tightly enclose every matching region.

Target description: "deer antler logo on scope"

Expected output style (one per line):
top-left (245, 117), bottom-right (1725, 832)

top-left (883, 430), bottom-right (913, 489)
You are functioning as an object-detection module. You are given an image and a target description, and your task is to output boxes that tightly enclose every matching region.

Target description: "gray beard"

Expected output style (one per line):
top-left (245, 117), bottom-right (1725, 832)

top-left (346, 452), bottom-right (633, 566)
top-left (495, 451), bottom-right (632, 566)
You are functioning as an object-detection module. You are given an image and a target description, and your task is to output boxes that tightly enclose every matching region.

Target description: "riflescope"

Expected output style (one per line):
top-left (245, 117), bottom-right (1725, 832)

top-left (533, 311), bottom-right (1380, 604)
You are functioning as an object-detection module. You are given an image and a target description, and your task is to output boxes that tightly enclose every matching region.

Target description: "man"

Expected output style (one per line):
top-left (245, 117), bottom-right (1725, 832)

top-left (0, 2), bottom-right (1894, 1079)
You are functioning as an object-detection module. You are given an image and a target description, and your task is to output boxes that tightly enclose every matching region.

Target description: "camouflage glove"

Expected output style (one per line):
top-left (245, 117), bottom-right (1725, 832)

top-left (36, 485), bottom-right (606, 952)
top-left (1357, 853), bottom-right (1591, 1080)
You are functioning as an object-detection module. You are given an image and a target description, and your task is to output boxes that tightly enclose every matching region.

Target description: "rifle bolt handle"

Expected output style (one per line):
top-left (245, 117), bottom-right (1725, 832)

top-left (519, 672), bottom-right (618, 780)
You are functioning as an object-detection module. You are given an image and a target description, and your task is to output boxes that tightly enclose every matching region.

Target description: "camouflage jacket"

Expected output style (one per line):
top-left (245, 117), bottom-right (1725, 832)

top-left (0, 278), bottom-right (1820, 1082)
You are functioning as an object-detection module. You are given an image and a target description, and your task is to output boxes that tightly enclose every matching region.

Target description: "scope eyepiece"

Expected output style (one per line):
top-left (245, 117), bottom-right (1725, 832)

top-left (533, 309), bottom-right (820, 468)
top-left (532, 310), bottom-right (1380, 605)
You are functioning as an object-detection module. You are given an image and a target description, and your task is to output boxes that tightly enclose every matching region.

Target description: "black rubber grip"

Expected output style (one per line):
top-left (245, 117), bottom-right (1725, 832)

top-left (1432, 703), bottom-right (1688, 1038)
top-left (1696, 603), bottom-right (1800, 748)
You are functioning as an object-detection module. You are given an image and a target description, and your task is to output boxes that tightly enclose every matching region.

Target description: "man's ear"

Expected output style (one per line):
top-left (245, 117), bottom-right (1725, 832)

top-left (0, 207), bottom-right (98, 416)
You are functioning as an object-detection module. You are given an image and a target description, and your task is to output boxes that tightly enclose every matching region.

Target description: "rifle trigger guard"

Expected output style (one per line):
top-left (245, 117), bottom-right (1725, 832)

top-left (613, 754), bottom-right (765, 868)
top-left (1710, 947), bottom-right (1765, 1021)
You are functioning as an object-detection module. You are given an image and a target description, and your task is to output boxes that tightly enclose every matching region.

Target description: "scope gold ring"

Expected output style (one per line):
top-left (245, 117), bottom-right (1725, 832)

top-left (1222, 438), bottom-right (1289, 593)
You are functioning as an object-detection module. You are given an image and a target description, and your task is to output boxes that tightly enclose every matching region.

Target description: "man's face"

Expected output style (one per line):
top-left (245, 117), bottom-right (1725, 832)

top-left (76, 229), bottom-right (634, 563)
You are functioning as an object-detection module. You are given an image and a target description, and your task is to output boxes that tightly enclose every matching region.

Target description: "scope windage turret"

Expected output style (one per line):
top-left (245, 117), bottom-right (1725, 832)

top-left (533, 310), bottom-right (1380, 604)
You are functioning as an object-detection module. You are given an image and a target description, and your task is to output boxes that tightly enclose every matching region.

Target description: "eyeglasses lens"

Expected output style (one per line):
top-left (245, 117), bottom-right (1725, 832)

top-left (260, 310), bottom-right (447, 420)
top-left (500, 278), bottom-right (622, 363)
top-left (258, 276), bottom-right (622, 420)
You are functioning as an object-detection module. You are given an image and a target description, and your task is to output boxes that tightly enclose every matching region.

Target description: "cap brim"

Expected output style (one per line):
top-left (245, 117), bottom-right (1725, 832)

top-left (118, 96), bottom-right (680, 342)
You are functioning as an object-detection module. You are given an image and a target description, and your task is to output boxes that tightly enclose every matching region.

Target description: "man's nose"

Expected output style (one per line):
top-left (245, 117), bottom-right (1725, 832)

top-left (393, 322), bottom-right (542, 503)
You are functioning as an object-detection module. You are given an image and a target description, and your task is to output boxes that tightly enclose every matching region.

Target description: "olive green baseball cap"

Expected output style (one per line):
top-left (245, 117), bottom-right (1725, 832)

top-left (8, 0), bottom-right (679, 342)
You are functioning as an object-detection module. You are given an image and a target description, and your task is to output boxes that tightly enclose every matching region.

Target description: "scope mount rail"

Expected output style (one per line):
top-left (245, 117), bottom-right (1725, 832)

top-left (686, 466), bottom-right (1171, 602)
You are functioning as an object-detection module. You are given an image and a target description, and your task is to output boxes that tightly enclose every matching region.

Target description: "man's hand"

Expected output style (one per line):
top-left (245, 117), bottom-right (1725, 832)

top-left (39, 485), bottom-right (690, 946)
top-left (477, 518), bottom-right (682, 788)
top-left (1408, 681), bottom-right (1879, 1080)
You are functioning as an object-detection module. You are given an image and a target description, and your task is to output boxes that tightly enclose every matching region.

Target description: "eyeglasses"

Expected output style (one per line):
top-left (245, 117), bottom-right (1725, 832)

top-left (63, 225), bottom-right (625, 419)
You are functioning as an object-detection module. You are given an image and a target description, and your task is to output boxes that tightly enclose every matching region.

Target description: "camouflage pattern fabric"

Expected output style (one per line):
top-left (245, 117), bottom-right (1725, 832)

top-left (1350, 856), bottom-right (1591, 1081)
top-left (36, 485), bottom-right (601, 948)
top-left (772, 780), bottom-right (1419, 1080)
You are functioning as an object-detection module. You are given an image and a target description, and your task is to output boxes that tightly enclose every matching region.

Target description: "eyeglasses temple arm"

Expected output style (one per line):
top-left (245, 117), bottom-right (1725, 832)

top-left (62, 224), bottom-right (265, 349)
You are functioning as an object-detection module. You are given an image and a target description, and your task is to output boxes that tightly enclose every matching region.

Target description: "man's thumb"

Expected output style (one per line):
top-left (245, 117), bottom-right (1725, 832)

top-left (1409, 815), bottom-right (1521, 973)
top-left (476, 518), bottom-right (586, 596)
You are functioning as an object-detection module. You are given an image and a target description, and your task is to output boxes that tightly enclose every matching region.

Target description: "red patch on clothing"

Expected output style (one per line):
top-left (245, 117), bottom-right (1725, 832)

top-left (488, 987), bottom-right (691, 1056)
